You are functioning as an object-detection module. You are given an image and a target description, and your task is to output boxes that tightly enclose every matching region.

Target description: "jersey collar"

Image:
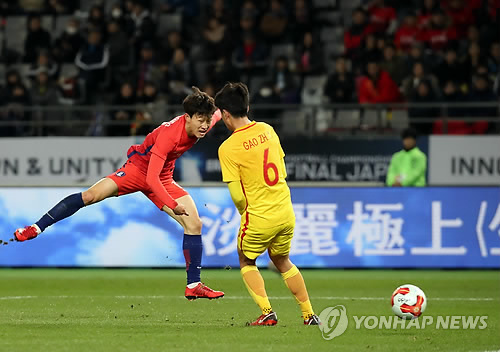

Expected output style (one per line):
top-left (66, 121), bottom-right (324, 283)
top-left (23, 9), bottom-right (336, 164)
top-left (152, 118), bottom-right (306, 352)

top-left (233, 121), bottom-right (256, 134)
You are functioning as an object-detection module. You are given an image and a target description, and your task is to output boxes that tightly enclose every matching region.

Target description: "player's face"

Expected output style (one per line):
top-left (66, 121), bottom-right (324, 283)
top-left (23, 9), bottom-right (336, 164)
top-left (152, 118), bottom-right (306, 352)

top-left (187, 113), bottom-right (211, 138)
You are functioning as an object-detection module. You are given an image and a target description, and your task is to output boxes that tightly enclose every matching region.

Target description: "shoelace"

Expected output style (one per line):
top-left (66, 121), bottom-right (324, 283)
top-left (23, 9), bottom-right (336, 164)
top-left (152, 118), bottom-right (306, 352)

top-left (197, 284), bottom-right (214, 293)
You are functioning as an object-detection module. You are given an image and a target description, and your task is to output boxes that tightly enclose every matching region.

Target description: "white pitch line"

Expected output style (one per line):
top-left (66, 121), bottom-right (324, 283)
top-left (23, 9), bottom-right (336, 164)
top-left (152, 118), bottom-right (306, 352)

top-left (0, 295), bottom-right (496, 301)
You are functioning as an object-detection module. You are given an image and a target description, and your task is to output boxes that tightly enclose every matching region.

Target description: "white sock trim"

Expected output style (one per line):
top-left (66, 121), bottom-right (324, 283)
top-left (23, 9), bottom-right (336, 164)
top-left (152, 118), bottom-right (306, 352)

top-left (187, 282), bottom-right (201, 289)
top-left (33, 224), bottom-right (42, 234)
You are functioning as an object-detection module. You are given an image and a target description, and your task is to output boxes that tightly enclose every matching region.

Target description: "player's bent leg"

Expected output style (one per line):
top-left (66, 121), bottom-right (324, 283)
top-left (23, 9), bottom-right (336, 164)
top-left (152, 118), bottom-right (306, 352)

top-left (14, 178), bottom-right (118, 242)
top-left (238, 249), bottom-right (277, 326)
top-left (270, 253), bottom-right (320, 325)
top-left (81, 178), bottom-right (119, 205)
top-left (162, 194), bottom-right (223, 300)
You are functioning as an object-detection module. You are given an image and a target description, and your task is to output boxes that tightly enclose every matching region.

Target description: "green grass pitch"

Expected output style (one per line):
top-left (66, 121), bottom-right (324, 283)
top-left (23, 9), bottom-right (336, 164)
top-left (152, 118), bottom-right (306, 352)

top-left (0, 269), bottom-right (498, 352)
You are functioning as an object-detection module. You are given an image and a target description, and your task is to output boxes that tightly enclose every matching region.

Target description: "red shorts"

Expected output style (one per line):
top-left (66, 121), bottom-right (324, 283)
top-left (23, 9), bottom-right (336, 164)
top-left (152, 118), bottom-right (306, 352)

top-left (106, 160), bottom-right (188, 210)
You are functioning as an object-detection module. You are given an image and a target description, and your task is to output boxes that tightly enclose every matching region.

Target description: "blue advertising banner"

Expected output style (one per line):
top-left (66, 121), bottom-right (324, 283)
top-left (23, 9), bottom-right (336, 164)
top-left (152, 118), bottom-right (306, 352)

top-left (0, 187), bottom-right (498, 268)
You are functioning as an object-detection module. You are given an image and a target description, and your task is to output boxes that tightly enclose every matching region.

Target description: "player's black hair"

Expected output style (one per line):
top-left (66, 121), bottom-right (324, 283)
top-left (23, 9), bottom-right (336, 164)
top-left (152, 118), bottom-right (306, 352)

top-left (214, 82), bottom-right (249, 118)
top-left (183, 86), bottom-right (216, 118)
top-left (401, 128), bottom-right (417, 140)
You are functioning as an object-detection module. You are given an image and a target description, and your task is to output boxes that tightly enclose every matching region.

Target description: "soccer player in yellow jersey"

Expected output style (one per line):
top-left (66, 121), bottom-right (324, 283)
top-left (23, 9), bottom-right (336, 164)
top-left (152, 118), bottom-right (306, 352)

top-left (215, 82), bottom-right (320, 326)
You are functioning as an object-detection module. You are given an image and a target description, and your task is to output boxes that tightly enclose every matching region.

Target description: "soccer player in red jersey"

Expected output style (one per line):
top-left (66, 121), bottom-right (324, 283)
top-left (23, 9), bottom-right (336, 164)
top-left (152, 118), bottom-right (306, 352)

top-left (13, 87), bottom-right (224, 300)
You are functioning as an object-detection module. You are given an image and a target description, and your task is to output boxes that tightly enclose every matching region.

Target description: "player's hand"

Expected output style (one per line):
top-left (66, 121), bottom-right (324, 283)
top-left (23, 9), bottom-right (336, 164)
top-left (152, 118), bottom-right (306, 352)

top-left (173, 204), bottom-right (189, 216)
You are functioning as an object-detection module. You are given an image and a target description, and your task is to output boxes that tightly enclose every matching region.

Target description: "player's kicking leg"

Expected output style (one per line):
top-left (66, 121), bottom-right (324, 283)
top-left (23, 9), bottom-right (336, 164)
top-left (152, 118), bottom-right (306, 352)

top-left (269, 253), bottom-right (320, 325)
top-left (238, 249), bottom-right (278, 326)
top-left (161, 193), bottom-right (224, 300)
top-left (14, 178), bottom-right (118, 241)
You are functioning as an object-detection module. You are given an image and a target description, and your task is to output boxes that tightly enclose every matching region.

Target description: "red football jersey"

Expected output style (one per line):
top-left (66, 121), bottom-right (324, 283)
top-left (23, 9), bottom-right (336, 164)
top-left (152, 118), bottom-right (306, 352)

top-left (127, 111), bottom-right (221, 179)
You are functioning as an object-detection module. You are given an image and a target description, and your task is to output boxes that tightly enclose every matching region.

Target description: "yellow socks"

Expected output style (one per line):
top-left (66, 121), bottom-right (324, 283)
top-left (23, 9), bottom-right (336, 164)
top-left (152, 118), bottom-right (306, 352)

top-left (241, 265), bottom-right (273, 315)
top-left (281, 265), bottom-right (314, 320)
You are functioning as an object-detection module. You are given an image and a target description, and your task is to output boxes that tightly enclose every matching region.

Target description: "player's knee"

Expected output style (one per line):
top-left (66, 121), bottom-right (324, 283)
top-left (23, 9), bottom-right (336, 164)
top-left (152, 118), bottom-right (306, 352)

top-left (185, 216), bottom-right (203, 234)
top-left (270, 254), bottom-right (292, 272)
top-left (81, 190), bottom-right (96, 205)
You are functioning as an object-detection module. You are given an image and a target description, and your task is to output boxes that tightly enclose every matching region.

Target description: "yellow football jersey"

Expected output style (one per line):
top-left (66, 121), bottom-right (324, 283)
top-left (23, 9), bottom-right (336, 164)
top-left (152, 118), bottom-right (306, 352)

top-left (218, 121), bottom-right (294, 228)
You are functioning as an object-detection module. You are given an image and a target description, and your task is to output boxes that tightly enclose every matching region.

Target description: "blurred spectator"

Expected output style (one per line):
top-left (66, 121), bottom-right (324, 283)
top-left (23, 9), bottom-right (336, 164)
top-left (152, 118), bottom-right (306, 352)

top-left (295, 31), bottom-right (323, 76)
top-left (19, 0), bottom-right (44, 12)
top-left (259, 0), bottom-right (288, 43)
top-left (2, 70), bottom-right (32, 136)
top-left (0, 0), bottom-right (19, 15)
top-left (27, 50), bottom-right (59, 81)
top-left (358, 61), bottom-right (402, 103)
top-left (240, 0), bottom-right (259, 20)
top-left (107, 20), bottom-right (132, 67)
top-left (136, 43), bottom-right (163, 96)
top-left (207, 57), bottom-right (240, 92)
top-left (238, 14), bottom-right (259, 41)
top-left (56, 73), bottom-right (83, 105)
top-left (386, 128), bottom-right (427, 187)
top-left (488, 42), bottom-right (500, 75)
top-left (30, 69), bottom-right (59, 134)
top-left (4, 69), bottom-right (25, 97)
top-left (159, 31), bottom-right (186, 64)
top-left (379, 44), bottom-right (406, 85)
top-left (46, 0), bottom-right (78, 14)
top-left (201, 82), bottom-right (216, 98)
top-left (404, 42), bottom-right (439, 77)
top-left (364, 0), bottom-right (397, 34)
top-left (109, 81), bottom-right (136, 136)
top-left (201, 17), bottom-right (232, 61)
top-left (324, 56), bottom-right (356, 103)
top-left (233, 33), bottom-right (268, 70)
top-left (434, 47), bottom-right (466, 87)
top-left (441, 80), bottom-right (465, 117)
top-left (87, 5), bottom-right (107, 35)
top-left (417, 9), bottom-right (457, 52)
top-left (109, 2), bottom-right (134, 36)
top-left (467, 74), bottom-right (497, 118)
top-left (24, 14), bottom-right (52, 63)
top-left (289, 0), bottom-right (313, 43)
top-left (443, 0), bottom-right (475, 36)
top-left (52, 18), bottom-right (84, 63)
top-left (270, 56), bottom-right (299, 103)
top-left (458, 25), bottom-right (480, 56)
top-left (461, 42), bottom-right (488, 85)
top-left (130, 0), bottom-right (156, 52)
top-left (402, 61), bottom-right (441, 99)
top-left (75, 30), bottom-right (110, 103)
top-left (416, 0), bottom-right (440, 28)
top-left (161, 0), bottom-right (199, 21)
top-left (394, 12), bottom-right (419, 52)
top-left (356, 33), bottom-right (382, 73)
top-left (133, 81), bottom-right (165, 135)
top-left (166, 48), bottom-right (193, 103)
top-left (251, 81), bottom-right (282, 120)
top-left (344, 7), bottom-right (376, 59)
top-left (205, 0), bottom-right (234, 26)
top-left (408, 80), bottom-right (440, 134)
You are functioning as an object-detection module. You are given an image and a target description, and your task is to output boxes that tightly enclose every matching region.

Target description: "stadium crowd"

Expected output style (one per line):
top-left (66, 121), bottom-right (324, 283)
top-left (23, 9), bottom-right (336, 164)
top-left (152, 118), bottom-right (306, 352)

top-left (0, 0), bottom-right (498, 136)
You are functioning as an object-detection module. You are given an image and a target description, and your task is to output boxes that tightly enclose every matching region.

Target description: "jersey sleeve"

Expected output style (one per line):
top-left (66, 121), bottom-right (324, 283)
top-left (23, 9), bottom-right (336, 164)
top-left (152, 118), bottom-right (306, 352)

top-left (150, 127), bottom-right (178, 160)
top-left (218, 144), bottom-right (240, 182)
top-left (208, 109), bottom-right (222, 131)
top-left (146, 153), bottom-right (178, 209)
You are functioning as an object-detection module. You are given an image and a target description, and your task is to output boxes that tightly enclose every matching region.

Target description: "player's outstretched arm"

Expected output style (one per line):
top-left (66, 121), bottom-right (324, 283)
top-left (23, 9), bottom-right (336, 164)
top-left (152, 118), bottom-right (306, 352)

top-left (227, 181), bottom-right (247, 215)
top-left (208, 109), bottom-right (222, 130)
top-left (146, 153), bottom-right (186, 214)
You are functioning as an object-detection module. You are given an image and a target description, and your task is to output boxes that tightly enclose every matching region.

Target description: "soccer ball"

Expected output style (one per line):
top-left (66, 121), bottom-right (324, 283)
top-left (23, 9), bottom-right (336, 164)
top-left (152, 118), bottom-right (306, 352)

top-left (391, 284), bottom-right (427, 320)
